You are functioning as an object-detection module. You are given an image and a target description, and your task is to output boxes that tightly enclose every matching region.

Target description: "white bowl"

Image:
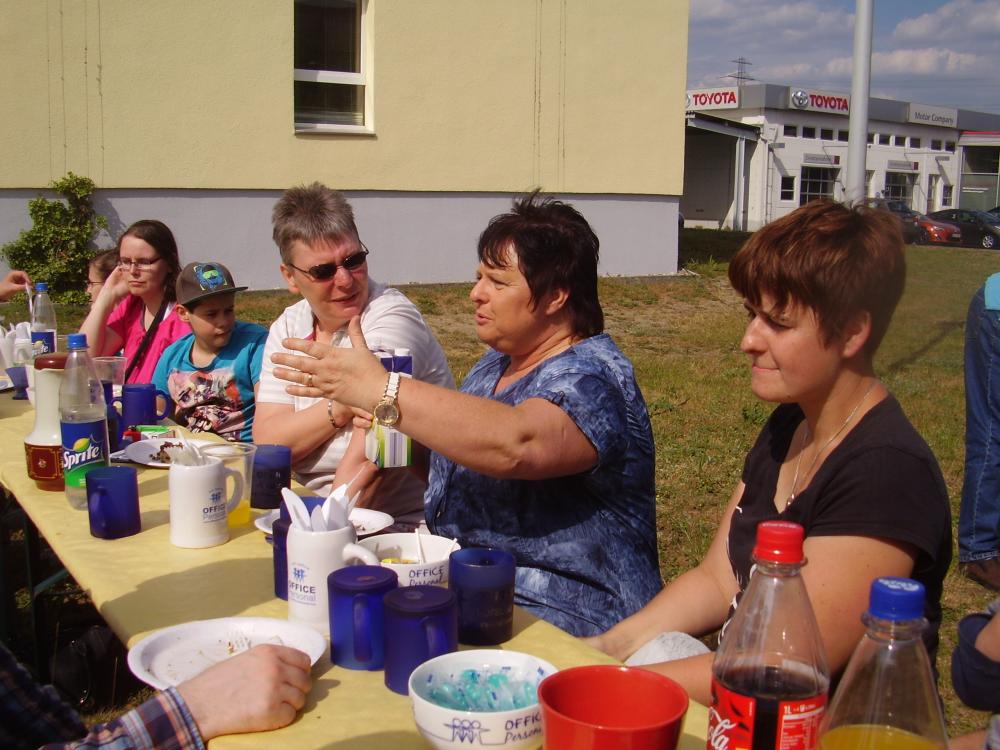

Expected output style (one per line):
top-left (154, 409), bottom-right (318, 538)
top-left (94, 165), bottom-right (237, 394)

top-left (358, 532), bottom-right (460, 587)
top-left (409, 649), bottom-right (557, 750)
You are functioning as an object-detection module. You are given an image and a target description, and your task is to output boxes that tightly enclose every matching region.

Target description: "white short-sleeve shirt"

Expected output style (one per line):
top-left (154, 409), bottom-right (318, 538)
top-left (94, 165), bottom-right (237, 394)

top-left (258, 280), bottom-right (455, 519)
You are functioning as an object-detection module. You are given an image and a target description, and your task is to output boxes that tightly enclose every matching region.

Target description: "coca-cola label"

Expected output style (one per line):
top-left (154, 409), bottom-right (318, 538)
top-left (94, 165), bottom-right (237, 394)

top-left (708, 679), bottom-right (754, 749)
top-left (776, 693), bottom-right (826, 747)
top-left (708, 677), bottom-right (826, 750)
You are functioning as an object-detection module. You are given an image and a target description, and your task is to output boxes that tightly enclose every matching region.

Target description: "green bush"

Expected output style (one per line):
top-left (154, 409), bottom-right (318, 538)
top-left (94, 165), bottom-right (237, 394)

top-left (1, 173), bottom-right (108, 304)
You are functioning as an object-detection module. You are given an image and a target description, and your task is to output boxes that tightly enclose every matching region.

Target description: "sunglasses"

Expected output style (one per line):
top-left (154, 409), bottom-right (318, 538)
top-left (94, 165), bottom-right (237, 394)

top-left (285, 246), bottom-right (369, 281)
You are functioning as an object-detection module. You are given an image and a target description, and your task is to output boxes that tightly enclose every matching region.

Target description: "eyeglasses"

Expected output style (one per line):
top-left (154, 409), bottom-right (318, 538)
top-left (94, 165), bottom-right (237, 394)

top-left (285, 246), bottom-right (369, 281)
top-left (85, 280), bottom-right (103, 288)
top-left (118, 257), bottom-right (161, 272)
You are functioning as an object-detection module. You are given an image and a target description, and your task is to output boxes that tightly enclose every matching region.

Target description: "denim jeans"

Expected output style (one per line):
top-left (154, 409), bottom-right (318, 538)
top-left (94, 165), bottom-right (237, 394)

top-left (961, 283), bottom-right (1000, 562)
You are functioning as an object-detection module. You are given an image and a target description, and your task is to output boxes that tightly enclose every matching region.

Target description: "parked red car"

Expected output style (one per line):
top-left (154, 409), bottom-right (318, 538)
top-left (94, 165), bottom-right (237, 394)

top-left (913, 212), bottom-right (962, 246)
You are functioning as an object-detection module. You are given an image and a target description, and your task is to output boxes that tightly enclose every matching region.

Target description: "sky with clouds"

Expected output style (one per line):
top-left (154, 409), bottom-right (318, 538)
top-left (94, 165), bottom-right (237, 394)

top-left (687, 0), bottom-right (1000, 114)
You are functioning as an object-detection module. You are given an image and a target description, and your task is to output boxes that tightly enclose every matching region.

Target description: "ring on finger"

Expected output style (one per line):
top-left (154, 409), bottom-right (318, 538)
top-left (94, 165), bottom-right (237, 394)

top-left (307, 373), bottom-right (314, 388)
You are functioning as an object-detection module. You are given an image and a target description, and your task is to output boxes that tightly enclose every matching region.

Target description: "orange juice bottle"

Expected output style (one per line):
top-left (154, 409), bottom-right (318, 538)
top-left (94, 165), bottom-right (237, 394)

top-left (818, 578), bottom-right (947, 750)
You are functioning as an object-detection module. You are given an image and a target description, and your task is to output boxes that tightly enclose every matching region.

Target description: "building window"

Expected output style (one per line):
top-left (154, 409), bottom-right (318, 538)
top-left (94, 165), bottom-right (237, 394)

top-left (893, 135), bottom-right (906, 147)
top-left (783, 124), bottom-right (797, 137)
top-left (878, 133), bottom-right (891, 145)
top-left (799, 166), bottom-right (837, 205)
top-left (780, 176), bottom-right (795, 201)
top-left (910, 137), bottom-right (921, 148)
top-left (867, 132), bottom-right (875, 144)
top-left (294, 0), bottom-right (371, 132)
top-left (802, 126), bottom-right (817, 139)
top-left (931, 139), bottom-right (942, 150)
top-left (837, 130), bottom-right (849, 142)
top-left (946, 141), bottom-right (956, 152)
top-left (942, 185), bottom-right (953, 206)
top-left (821, 128), bottom-right (834, 140)
top-left (884, 172), bottom-right (914, 203)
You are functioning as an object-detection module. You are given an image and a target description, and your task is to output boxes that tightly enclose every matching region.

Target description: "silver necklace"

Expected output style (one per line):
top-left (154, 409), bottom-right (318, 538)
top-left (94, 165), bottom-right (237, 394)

top-left (785, 379), bottom-right (878, 509)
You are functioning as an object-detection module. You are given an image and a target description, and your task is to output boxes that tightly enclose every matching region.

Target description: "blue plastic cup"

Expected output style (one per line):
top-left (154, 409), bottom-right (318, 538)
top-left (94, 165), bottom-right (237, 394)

top-left (251, 444), bottom-right (292, 509)
top-left (272, 517), bottom-right (292, 601)
top-left (86, 466), bottom-right (141, 539)
top-left (449, 547), bottom-right (516, 646)
top-left (278, 495), bottom-right (325, 524)
top-left (383, 585), bottom-right (457, 694)
top-left (329, 565), bottom-right (398, 670)
top-left (113, 383), bottom-right (169, 428)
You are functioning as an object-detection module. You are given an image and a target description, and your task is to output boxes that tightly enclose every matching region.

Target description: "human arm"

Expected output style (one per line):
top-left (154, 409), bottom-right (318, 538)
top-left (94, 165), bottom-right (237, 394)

top-left (253, 316), bottom-right (356, 462)
top-left (78, 266), bottom-right (129, 356)
top-left (585, 482), bottom-right (745, 704)
top-left (0, 270), bottom-right (30, 301)
top-left (270, 318), bottom-right (598, 480)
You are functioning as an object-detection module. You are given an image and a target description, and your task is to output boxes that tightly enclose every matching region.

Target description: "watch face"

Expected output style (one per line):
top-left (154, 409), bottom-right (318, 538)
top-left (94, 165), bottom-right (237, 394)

top-left (374, 401), bottom-right (400, 426)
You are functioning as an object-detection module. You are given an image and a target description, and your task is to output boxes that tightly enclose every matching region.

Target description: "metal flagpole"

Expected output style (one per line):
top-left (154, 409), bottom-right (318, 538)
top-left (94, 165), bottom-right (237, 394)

top-left (845, 0), bottom-right (874, 203)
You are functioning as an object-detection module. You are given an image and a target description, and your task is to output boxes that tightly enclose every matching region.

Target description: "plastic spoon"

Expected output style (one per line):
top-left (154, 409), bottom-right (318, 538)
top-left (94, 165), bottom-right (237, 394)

top-left (281, 488), bottom-right (312, 531)
top-left (310, 504), bottom-right (327, 532)
top-left (414, 527), bottom-right (426, 564)
top-left (176, 432), bottom-right (201, 465)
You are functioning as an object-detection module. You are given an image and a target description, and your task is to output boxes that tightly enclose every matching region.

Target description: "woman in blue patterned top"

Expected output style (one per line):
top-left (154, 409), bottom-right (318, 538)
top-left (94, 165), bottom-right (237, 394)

top-left (270, 192), bottom-right (663, 636)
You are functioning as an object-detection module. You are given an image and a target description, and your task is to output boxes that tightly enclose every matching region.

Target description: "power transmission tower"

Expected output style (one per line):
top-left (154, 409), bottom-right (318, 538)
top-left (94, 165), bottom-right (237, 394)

top-left (723, 57), bottom-right (755, 84)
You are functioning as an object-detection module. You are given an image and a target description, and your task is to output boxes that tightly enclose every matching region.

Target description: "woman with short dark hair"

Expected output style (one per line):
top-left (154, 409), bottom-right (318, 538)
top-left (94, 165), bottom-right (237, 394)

top-left (588, 199), bottom-right (951, 705)
top-left (269, 192), bottom-right (662, 636)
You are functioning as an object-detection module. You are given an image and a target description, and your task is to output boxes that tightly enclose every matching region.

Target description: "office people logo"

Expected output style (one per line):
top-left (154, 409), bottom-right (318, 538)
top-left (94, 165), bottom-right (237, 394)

top-left (292, 566), bottom-right (306, 581)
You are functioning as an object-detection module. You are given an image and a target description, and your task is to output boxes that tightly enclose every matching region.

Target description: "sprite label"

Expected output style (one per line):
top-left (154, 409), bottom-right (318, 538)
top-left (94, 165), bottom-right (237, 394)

top-left (31, 330), bottom-right (55, 356)
top-left (60, 419), bottom-right (109, 489)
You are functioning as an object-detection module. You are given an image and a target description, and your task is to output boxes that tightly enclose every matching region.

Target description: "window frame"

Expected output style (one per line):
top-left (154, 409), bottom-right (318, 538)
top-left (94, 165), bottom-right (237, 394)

top-left (293, 0), bottom-right (374, 135)
top-left (780, 175), bottom-right (795, 201)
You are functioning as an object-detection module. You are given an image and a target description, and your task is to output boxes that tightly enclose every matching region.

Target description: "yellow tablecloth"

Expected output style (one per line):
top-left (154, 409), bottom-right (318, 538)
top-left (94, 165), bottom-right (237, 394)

top-left (0, 396), bottom-right (708, 748)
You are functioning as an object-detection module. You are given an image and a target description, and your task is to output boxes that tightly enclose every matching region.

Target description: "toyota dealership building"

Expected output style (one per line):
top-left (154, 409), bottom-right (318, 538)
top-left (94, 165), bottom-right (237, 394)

top-left (683, 82), bottom-right (1000, 230)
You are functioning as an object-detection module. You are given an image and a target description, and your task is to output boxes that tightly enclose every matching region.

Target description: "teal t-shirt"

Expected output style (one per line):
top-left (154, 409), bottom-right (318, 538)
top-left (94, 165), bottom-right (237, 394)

top-left (152, 321), bottom-right (268, 442)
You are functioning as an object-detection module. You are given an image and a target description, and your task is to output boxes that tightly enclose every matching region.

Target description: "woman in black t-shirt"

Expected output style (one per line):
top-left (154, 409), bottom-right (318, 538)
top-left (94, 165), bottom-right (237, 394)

top-left (588, 199), bottom-right (952, 706)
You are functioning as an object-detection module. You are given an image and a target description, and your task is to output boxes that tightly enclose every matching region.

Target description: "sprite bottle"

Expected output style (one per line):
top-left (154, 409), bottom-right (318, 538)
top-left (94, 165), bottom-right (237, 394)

top-left (59, 333), bottom-right (110, 509)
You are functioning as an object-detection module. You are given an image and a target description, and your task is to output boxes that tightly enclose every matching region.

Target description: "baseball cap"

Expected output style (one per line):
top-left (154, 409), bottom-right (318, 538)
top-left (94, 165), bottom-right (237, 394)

top-left (175, 262), bottom-right (248, 307)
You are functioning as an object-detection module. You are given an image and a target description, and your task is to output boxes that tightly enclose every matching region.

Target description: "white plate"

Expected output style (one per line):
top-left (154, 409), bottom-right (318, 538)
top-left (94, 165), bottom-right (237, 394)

top-left (123, 437), bottom-right (214, 468)
top-left (254, 507), bottom-right (394, 536)
top-left (127, 616), bottom-right (327, 690)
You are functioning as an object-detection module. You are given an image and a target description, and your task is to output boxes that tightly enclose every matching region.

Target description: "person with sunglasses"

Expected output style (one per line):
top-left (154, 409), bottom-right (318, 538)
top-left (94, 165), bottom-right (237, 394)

top-left (269, 192), bottom-right (662, 638)
top-left (79, 220), bottom-right (190, 384)
top-left (254, 183), bottom-right (454, 526)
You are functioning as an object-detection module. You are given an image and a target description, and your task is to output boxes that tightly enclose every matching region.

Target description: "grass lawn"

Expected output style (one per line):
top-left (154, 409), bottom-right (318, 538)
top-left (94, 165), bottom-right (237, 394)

top-left (10, 232), bottom-right (1000, 735)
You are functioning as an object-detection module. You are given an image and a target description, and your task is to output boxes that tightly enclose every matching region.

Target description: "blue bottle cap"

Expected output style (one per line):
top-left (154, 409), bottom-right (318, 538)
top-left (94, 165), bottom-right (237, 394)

top-left (868, 577), bottom-right (925, 621)
top-left (35, 282), bottom-right (48, 292)
top-left (66, 333), bottom-right (88, 349)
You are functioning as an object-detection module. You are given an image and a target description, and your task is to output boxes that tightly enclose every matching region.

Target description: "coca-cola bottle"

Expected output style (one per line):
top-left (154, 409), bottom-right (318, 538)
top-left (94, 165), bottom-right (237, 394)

top-left (708, 520), bottom-right (829, 750)
top-left (818, 577), bottom-right (947, 750)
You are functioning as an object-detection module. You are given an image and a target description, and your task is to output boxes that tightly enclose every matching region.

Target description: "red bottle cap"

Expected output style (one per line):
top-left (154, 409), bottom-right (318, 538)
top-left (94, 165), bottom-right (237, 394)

top-left (752, 520), bottom-right (805, 563)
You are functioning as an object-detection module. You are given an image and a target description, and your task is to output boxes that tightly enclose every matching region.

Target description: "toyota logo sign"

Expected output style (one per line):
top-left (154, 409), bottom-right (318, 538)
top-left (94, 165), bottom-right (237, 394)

top-left (791, 89), bottom-right (810, 108)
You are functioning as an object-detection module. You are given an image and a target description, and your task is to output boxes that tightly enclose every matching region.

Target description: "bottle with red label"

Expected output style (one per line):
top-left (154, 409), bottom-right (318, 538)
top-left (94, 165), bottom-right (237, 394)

top-left (708, 520), bottom-right (829, 750)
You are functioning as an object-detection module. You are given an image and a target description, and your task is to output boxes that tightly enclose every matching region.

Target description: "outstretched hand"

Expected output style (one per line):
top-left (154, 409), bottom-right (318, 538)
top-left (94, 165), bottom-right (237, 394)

top-left (176, 644), bottom-right (312, 740)
top-left (0, 270), bottom-right (30, 302)
top-left (271, 316), bottom-right (388, 411)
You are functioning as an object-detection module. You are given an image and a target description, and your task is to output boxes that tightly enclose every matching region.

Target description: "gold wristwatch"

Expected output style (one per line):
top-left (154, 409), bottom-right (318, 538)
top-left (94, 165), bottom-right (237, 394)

top-left (373, 371), bottom-right (401, 427)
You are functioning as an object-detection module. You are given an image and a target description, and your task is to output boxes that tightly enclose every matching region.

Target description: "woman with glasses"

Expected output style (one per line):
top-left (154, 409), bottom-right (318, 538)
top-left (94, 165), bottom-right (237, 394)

top-left (268, 192), bottom-right (662, 637)
top-left (79, 220), bottom-right (190, 384)
top-left (254, 183), bottom-right (454, 526)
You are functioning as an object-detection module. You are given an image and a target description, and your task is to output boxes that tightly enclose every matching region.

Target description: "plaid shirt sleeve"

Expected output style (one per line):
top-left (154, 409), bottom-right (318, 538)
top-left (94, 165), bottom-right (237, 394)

top-left (43, 688), bottom-right (205, 750)
top-left (0, 642), bottom-right (203, 750)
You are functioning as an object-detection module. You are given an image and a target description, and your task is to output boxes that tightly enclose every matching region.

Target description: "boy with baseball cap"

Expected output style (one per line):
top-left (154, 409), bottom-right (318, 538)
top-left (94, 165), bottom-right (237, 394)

top-left (152, 262), bottom-right (268, 442)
